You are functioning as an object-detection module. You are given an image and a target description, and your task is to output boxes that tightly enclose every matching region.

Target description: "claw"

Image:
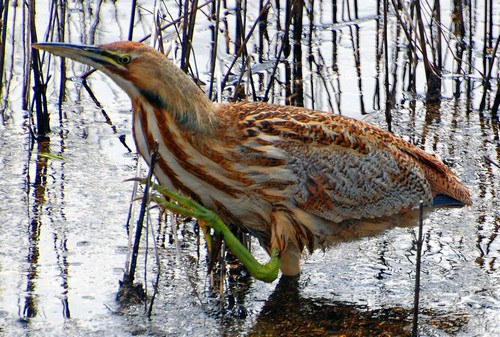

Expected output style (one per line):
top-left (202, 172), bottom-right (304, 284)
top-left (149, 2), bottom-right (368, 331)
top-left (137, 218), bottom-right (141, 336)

top-left (198, 219), bottom-right (212, 252)
top-left (198, 219), bottom-right (223, 274)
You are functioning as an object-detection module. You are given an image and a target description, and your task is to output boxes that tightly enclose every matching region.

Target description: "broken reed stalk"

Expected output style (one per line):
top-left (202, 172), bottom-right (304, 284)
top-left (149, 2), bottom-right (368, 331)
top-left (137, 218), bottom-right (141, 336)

top-left (218, 241), bottom-right (226, 303)
top-left (491, 79), bottom-right (500, 115)
top-left (29, 1), bottom-right (50, 139)
top-left (414, 0), bottom-right (441, 103)
top-left (231, 1), bottom-right (250, 101)
top-left (81, 74), bottom-right (133, 151)
top-left (453, 0), bottom-right (466, 37)
top-left (411, 201), bottom-right (425, 337)
top-left (350, 26), bottom-right (366, 114)
top-left (432, 0), bottom-right (443, 70)
top-left (291, 0), bottom-right (304, 107)
top-left (479, 34), bottom-right (500, 111)
top-left (232, 2), bottom-right (260, 102)
top-left (452, 0), bottom-right (465, 97)
top-left (125, 141), bottom-right (159, 286)
top-left (383, 0), bottom-right (392, 132)
top-left (208, 0), bottom-right (221, 100)
top-left (55, 1), bottom-right (68, 109)
top-left (147, 216), bottom-right (161, 318)
top-left (180, 0), bottom-right (190, 72)
top-left (180, 0), bottom-right (199, 73)
top-left (128, 0), bottom-right (138, 41)
top-left (81, 78), bottom-right (118, 134)
top-left (143, 176), bottom-right (161, 317)
top-left (0, 0), bottom-right (10, 94)
top-left (307, 0), bottom-right (314, 110)
top-left (283, 1), bottom-right (292, 102)
top-left (482, 0), bottom-right (489, 77)
top-left (234, 0), bottom-right (243, 55)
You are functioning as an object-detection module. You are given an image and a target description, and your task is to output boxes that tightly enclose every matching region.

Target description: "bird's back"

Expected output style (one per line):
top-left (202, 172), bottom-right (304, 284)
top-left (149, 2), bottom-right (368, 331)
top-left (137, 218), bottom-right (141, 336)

top-left (226, 101), bottom-right (471, 212)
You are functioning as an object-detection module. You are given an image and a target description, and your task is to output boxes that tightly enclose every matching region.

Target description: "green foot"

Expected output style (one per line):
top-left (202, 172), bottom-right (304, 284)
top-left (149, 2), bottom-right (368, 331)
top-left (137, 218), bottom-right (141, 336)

top-left (151, 183), bottom-right (281, 283)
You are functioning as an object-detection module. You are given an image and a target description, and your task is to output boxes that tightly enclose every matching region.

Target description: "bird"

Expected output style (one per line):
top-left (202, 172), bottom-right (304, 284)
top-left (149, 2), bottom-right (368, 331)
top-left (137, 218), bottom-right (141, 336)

top-left (33, 41), bottom-right (472, 281)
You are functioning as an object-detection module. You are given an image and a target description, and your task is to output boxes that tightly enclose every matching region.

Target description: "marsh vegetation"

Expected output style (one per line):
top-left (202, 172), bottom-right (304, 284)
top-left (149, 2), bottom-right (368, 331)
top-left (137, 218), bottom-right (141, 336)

top-left (0, 1), bottom-right (498, 336)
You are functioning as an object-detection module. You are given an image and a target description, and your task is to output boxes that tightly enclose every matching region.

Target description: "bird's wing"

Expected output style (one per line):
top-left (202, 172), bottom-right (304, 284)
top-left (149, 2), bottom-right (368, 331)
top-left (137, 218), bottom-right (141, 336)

top-left (238, 103), bottom-right (436, 222)
top-left (281, 140), bottom-right (432, 222)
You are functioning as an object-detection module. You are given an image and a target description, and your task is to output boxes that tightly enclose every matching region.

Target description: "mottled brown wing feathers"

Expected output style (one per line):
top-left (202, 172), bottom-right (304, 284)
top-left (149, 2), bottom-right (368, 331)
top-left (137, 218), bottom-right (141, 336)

top-left (235, 102), bottom-right (471, 222)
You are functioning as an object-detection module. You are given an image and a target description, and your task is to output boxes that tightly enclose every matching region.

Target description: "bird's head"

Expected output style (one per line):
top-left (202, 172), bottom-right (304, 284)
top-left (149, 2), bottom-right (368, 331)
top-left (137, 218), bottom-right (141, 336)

top-left (33, 41), bottom-right (215, 133)
top-left (33, 41), bottom-right (162, 98)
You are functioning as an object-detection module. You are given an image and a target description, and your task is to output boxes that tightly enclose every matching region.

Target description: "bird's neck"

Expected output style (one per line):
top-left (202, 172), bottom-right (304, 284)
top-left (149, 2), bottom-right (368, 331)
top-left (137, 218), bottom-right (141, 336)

top-left (125, 60), bottom-right (217, 135)
top-left (140, 87), bottom-right (215, 135)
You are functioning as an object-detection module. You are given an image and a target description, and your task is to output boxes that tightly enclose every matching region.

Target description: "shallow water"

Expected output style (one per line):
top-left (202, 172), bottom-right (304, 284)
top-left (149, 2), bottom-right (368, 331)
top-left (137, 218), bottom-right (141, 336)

top-left (0, 1), bottom-right (499, 336)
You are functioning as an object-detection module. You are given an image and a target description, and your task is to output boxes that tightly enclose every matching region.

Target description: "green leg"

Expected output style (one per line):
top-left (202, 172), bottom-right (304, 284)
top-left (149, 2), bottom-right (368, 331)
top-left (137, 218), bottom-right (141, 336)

top-left (151, 183), bottom-right (281, 283)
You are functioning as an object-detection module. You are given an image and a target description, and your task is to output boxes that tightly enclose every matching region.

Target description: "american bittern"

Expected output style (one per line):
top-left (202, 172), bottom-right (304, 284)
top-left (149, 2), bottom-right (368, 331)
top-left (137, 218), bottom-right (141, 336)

top-left (33, 41), bottom-right (471, 282)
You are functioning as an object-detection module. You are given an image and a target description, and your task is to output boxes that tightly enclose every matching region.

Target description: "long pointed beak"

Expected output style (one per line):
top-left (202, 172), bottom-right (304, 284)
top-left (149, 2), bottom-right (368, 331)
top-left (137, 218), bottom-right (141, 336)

top-left (33, 42), bottom-right (118, 69)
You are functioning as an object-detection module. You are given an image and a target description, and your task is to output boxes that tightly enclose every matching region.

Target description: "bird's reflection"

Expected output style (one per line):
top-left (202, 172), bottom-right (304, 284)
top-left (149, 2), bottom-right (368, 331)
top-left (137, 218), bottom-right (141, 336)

top-left (246, 275), bottom-right (468, 337)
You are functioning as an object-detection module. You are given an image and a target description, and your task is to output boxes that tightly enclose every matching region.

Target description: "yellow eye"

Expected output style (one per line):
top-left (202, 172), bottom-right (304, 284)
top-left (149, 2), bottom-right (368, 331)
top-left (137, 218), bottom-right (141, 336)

top-left (118, 55), bottom-right (131, 65)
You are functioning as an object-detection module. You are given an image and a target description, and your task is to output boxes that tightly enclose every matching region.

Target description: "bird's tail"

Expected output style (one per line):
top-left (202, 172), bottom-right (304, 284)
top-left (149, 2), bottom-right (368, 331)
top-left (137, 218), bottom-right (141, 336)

top-left (406, 147), bottom-right (472, 207)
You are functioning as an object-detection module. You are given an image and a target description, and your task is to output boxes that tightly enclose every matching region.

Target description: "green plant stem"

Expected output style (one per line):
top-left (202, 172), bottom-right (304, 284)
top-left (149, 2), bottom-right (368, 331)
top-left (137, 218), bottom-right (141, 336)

top-left (152, 184), bottom-right (281, 283)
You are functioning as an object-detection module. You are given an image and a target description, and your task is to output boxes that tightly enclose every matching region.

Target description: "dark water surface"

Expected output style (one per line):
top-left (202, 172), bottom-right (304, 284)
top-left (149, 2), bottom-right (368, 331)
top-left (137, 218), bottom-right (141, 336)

top-left (0, 1), bottom-right (498, 336)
